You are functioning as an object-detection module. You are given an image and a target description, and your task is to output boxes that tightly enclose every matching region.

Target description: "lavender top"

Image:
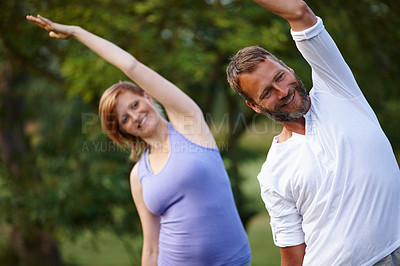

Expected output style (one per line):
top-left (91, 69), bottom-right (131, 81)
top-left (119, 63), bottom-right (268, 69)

top-left (138, 123), bottom-right (251, 265)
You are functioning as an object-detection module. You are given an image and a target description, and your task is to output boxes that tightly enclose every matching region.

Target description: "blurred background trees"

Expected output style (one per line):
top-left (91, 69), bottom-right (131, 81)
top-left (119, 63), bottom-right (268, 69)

top-left (0, 0), bottom-right (399, 264)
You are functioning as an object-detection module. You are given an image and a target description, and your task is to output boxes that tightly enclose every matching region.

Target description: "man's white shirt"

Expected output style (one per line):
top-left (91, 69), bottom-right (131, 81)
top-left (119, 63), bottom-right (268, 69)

top-left (258, 17), bottom-right (400, 265)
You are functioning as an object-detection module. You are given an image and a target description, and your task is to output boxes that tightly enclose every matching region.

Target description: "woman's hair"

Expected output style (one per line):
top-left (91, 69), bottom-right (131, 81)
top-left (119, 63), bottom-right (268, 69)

top-left (99, 81), bottom-right (148, 161)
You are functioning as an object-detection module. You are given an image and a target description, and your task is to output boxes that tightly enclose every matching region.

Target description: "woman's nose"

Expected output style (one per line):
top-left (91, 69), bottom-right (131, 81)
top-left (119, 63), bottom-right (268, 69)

top-left (128, 110), bottom-right (139, 122)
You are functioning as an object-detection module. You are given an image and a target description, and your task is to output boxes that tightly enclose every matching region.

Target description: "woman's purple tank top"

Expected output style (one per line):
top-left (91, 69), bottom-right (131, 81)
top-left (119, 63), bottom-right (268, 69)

top-left (138, 123), bottom-right (251, 265)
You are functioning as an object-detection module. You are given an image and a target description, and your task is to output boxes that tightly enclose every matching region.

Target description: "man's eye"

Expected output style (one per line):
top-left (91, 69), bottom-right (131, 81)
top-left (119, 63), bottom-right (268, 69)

top-left (277, 73), bottom-right (284, 81)
top-left (132, 101), bottom-right (139, 109)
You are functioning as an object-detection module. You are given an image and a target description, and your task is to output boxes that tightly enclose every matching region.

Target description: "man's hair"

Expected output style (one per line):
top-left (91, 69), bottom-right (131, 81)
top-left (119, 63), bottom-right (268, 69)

top-left (226, 46), bottom-right (281, 104)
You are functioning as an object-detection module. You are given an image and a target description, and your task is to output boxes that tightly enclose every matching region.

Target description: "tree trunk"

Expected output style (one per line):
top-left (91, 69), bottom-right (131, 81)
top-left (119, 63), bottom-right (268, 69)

top-left (0, 60), bottom-right (63, 266)
top-left (8, 230), bottom-right (63, 266)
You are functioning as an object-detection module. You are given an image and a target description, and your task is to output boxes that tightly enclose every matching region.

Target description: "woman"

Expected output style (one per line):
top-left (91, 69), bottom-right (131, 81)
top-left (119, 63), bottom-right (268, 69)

top-left (26, 15), bottom-right (251, 266)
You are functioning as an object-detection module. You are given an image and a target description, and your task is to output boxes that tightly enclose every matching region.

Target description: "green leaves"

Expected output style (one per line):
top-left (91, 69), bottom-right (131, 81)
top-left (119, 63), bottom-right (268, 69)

top-left (1, 1), bottom-right (399, 262)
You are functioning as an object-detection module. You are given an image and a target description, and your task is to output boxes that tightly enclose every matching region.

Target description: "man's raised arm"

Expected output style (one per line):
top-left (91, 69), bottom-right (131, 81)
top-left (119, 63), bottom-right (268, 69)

top-left (253, 0), bottom-right (317, 31)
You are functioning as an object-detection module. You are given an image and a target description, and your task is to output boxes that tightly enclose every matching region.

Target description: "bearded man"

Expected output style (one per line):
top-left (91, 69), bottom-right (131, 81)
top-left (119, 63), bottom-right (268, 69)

top-left (227, 0), bottom-right (400, 265)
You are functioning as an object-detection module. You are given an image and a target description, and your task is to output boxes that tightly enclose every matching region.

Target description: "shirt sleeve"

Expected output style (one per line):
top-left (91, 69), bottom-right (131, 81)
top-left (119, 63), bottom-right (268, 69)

top-left (291, 17), bottom-right (362, 99)
top-left (261, 187), bottom-right (305, 247)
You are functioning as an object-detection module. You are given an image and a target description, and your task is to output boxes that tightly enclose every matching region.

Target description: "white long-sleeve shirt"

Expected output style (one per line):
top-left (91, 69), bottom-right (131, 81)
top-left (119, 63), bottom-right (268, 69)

top-left (258, 17), bottom-right (400, 265)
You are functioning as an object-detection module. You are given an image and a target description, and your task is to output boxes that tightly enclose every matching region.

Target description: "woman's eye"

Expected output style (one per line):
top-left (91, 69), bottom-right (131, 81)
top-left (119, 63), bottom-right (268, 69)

top-left (132, 101), bottom-right (139, 109)
top-left (121, 116), bottom-right (128, 125)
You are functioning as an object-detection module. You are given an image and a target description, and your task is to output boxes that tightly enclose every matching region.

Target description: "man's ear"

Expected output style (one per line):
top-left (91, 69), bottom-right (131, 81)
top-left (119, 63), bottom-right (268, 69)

top-left (280, 60), bottom-right (294, 73)
top-left (246, 100), bottom-right (262, 113)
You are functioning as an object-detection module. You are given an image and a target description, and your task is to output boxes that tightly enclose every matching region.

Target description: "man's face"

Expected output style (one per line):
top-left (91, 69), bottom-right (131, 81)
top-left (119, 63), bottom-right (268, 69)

top-left (239, 59), bottom-right (309, 122)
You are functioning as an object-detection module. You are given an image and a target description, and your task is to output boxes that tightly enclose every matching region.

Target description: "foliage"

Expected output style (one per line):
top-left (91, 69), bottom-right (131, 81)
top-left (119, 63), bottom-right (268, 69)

top-left (0, 0), bottom-right (399, 264)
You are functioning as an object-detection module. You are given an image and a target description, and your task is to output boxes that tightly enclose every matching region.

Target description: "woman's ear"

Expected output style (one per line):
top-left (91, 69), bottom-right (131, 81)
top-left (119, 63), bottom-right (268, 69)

top-left (118, 126), bottom-right (129, 136)
top-left (143, 92), bottom-right (154, 104)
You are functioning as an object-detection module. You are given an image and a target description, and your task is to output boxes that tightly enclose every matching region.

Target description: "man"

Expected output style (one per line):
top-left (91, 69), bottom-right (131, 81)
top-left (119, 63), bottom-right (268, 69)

top-left (227, 0), bottom-right (400, 265)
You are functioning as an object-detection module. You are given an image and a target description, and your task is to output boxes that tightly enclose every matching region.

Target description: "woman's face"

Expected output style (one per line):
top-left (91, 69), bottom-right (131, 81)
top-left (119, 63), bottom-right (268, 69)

top-left (114, 91), bottom-right (160, 138)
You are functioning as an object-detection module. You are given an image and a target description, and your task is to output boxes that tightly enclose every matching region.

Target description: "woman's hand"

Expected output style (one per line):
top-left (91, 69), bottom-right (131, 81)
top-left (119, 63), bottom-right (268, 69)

top-left (26, 15), bottom-right (74, 39)
top-left (26, 13), bottom-right (216, 148)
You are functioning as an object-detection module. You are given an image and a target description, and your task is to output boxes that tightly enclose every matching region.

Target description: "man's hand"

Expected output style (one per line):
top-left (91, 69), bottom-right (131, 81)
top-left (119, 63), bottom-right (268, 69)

top-left (280, 243), bottom-right (306, 266)
top-left (253, 0), bottom-right (317, 31)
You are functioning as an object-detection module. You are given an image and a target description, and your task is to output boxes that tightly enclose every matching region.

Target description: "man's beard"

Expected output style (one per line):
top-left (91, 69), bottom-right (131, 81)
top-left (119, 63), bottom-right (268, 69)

top-left (256, 74), bottom-right (309, 122)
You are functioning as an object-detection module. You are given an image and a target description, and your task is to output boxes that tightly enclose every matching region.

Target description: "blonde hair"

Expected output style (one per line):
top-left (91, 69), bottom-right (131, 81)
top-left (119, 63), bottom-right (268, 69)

top-left (99, 81), bottom-right (148, 161)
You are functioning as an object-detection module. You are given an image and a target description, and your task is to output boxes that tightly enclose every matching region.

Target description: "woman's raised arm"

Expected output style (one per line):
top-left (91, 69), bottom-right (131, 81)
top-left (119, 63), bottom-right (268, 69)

top-left (26, 15), bottom-right (206, 133)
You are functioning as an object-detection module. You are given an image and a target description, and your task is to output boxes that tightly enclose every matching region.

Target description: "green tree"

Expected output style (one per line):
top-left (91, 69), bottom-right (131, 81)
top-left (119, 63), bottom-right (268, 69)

top-left (1, 0), bottom-right (399, 264)
top-left (0, 0), bottom-right (140, 264)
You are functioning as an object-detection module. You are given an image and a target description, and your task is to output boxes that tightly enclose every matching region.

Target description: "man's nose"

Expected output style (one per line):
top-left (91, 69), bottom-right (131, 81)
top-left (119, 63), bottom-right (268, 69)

top-left (273, 83), bottom-right (289, 99)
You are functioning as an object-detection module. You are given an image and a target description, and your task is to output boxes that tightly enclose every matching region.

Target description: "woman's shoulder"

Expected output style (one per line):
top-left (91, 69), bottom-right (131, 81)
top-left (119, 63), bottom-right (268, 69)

top-left (130, 161), bottom-right (140, 180)
top-left (169, 120), bottom-right (218, 150)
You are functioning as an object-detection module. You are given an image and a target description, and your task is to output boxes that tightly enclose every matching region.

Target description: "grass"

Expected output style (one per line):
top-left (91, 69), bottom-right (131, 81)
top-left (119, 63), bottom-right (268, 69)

top-left (60, 149), bottom-right (281, 265)
top-left (59, 157), bottom-right (282, 266)
top-left (61, 231), bottom-right (141, 266)
top-left (0, 119), bottom-right (282, 265)
top-left (60, 120), bottom-right (282, 265)
top-left (247, 213), bottom-right (281, 266)
top-left (60, 213), bottom-right (280, 266)
top-left (239, 155), bottom-right (281, 266)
